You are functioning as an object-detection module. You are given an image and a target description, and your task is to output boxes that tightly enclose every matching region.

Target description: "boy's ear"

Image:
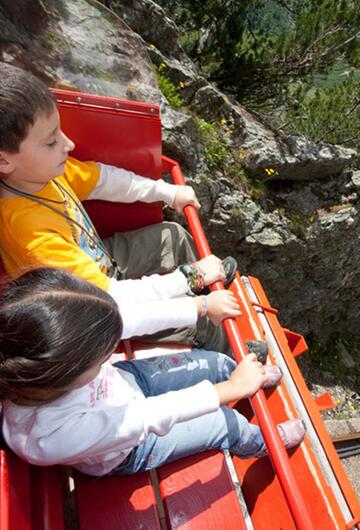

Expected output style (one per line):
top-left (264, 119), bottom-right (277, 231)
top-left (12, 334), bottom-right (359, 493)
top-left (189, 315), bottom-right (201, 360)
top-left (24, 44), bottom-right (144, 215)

top-left (0, 153), bottom-right (15, 174)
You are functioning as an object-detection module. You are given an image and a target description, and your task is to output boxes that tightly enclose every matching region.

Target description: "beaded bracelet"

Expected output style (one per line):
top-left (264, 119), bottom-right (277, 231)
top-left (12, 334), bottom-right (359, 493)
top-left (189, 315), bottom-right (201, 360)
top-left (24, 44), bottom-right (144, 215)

top-left (200, 295), bottom-right (208, 318)
top-left (178, 263), bottom-right (205, 294)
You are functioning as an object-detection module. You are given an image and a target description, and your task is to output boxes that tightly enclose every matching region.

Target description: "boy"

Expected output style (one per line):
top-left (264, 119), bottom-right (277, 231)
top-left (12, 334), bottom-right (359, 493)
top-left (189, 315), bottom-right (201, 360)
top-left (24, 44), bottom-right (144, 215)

top-left (0, 62), bottom-right (238, 351)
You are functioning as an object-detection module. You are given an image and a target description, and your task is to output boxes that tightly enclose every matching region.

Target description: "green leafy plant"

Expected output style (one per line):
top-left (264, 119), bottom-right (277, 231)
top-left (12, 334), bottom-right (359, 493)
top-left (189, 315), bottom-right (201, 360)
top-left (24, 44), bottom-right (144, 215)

top-left (195, 118), bottom-right (228, 169)
top-left (156, 67), bottom-right (184, 109)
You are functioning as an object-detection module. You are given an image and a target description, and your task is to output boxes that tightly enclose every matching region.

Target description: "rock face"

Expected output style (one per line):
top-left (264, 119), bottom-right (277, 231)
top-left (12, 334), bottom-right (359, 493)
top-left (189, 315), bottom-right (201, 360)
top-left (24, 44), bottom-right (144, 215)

top-left (203, 176), bottom-right (360, 340)
top-left (0, 0), bottom-right (359, 342)
top-left (0, 0), bottom-right (160, 102)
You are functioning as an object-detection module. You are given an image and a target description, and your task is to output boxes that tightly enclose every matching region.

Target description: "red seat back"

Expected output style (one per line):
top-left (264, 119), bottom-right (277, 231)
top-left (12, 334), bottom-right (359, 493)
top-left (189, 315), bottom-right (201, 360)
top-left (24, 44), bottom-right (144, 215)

top-left (54, 89), bottom-right (163, 238)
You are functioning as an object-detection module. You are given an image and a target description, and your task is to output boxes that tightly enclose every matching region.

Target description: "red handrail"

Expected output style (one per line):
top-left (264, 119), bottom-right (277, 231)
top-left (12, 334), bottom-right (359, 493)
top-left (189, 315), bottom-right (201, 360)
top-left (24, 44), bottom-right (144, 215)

top-left (163, 155), bottom-right (315, 530)
top-left (0, 452), bottom-right (9, 530)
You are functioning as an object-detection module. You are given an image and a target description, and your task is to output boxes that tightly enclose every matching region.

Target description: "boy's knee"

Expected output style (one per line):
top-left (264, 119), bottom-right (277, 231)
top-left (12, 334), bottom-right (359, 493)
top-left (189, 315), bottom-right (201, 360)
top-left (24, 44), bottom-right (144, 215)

top-left (161, 222), bottom-right (196, 263)
top-left (162, 222), bottom-right (190, 241)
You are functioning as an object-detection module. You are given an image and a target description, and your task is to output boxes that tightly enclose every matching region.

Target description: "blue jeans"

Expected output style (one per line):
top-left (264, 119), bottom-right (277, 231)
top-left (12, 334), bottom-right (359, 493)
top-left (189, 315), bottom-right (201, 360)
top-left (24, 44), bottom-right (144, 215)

top-left (112, 350), bottom-right (265, 475)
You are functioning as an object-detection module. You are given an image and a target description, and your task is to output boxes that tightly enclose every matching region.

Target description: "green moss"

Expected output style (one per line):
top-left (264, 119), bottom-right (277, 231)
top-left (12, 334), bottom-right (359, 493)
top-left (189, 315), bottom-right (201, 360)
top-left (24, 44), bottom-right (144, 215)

top-left (288, 213), bottom-right (307, 240)
top-left (195, 118), bottom-right (228, 170)
top-left (156, 69), bottom-right (184, 109)
top-left (305, 335), bottom-right (360, 381)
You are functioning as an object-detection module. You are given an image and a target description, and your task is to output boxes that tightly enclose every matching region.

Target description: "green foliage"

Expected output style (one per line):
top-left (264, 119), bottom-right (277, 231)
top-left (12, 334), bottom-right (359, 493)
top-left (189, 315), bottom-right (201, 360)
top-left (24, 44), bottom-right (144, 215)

top-left (305, 335), bottom-right (360, 383)
top-left (156, 0), bottom-right (360, 163)
top-left (195, 118), bottom-right (228, 169)
top-left (284, 72), bottom-right (360, 160)
top-left (159, 0), bottom-right (360, 107)
top-left (156, 69), bottom-right (184, 108)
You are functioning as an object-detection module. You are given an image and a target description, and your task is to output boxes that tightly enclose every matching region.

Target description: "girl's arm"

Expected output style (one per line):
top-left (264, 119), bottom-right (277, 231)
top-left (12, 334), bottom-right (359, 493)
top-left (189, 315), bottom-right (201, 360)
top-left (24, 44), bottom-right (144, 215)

top-left (3, 356), bottom-right (264, 470)
top-left (116, 290), bottom-right (240, 339)
top-left (4, 380), bottom-right (219, 467)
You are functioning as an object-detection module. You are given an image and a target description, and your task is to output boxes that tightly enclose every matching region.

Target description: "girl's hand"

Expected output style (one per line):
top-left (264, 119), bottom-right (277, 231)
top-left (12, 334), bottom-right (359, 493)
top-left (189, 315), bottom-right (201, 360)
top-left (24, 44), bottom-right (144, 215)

top-left (173, 186), bottom-right (200, 215)
top-left (194, 255), bottom-right (225, 286)
top-left (215, 354), bottom-right (267, 405)
top-left (206, 290), bottom-right (241, 325)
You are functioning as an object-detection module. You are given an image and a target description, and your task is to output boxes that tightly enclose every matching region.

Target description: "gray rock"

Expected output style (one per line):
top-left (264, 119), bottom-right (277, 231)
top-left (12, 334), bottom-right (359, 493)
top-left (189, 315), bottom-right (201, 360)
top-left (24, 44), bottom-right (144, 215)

top-left (161, 104), bottom-right (206, 172)
top-left (56, 0), bottom-right (160, 102)
top-left (109, 0), bottom-right (183, 59)
top-left (191, 85), bottom-right (356, 181)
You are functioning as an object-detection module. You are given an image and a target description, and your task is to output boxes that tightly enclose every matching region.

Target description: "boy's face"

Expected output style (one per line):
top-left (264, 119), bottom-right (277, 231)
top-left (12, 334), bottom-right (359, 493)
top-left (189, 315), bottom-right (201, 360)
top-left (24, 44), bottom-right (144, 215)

top-left (0, 106), bottom-right (74, 189)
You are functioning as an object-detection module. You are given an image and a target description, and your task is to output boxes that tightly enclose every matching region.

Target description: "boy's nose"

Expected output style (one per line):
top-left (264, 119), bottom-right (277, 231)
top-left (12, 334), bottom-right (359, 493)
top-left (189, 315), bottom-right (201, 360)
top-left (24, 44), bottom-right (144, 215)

top-left (64, 137), bottom-right (75, 152)
top-left (60, 130), bottom-right (75, 152)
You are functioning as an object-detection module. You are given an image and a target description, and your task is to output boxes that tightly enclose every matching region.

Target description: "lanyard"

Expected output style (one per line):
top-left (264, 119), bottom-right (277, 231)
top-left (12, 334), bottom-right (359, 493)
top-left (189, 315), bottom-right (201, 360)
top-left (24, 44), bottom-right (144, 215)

top-left (0, 178), bottom-right (120, 278)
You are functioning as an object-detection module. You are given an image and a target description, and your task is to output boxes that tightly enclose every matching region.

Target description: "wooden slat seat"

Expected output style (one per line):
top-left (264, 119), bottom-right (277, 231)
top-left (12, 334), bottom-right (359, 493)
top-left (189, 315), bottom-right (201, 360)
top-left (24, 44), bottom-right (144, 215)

top-left (75, 470), bottom-right (162, 530)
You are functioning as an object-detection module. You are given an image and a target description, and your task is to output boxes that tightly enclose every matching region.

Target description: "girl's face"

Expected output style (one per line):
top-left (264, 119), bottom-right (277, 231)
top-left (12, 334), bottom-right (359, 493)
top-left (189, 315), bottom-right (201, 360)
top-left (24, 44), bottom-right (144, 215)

top-left (11, 355), bottom-right (111, 406)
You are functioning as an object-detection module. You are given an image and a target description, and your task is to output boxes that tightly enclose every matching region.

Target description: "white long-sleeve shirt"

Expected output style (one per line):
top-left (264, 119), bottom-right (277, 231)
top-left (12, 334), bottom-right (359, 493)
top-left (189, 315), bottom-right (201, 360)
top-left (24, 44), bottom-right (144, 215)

top-left (89, 163), bottom-right (197, 338)
top-left (2, 361), bottom-right (219, 476)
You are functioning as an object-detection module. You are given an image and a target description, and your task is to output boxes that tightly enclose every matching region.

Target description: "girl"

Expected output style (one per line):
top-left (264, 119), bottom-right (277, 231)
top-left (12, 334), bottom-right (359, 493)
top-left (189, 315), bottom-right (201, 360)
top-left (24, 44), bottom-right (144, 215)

top-left (0, 268), bottom-right (305, 476)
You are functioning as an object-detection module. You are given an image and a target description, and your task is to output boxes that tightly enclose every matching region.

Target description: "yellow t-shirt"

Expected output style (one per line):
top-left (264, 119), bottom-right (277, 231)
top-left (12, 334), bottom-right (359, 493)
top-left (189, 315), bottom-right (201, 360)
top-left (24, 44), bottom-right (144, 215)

top-left (0, 157), bottom-right (111, 291)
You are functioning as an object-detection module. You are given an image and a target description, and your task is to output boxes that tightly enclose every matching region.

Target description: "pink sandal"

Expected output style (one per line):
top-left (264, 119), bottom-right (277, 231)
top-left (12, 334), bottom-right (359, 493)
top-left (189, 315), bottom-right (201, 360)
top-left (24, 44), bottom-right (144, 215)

top-left (254, 419), bottom-right (306, 458)
top-left (262, 364), bottom-right (282, 388)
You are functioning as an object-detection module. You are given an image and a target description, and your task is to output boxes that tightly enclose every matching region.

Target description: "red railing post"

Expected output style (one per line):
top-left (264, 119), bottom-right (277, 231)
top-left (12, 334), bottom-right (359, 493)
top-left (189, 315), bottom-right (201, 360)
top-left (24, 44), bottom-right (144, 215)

top-left (163, 155), bottom-right (315, 530)
top-left (0, 451), bottom-right (10, 530)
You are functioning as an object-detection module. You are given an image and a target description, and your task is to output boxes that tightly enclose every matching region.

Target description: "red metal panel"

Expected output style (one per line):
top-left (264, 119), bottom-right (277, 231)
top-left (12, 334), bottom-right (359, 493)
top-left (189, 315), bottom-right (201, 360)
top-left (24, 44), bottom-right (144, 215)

top-left (246, 275), bottom-right (360, 528)
top-left (75, 472), bottom-right (162, 530)
top-left (82, 200), bottom-right (163, 239)
top-left (53, 89), bottom-right (163, 238)
top-left (53, 89), bottom-right (162, 177)
top-left (0, 452), bottom-right (10, 530)
top-left (282, 328), bottom-right (308, 357)
top-left (315, 392), bottom-right (336, 411)
top-left (30, 466), bottom-right (65, 530)
top-left (157, 451), bottom-right (248, 530)
top-left (6, 453), bottom-right (31, 530)
top-left (229, 274), bottom-right (358, 529)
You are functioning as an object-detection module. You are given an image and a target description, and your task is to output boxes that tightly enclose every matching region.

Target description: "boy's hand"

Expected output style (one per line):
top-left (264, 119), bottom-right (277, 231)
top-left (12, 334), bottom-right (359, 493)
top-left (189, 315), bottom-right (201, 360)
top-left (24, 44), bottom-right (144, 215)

top-left (173, 186), bottom-right (200, 215)
top-left (206, 290), bottom-right (241, 325)
top-left (194, 255), bottom-right (226, 286)
top-left (215, 354), bottom-right (267, 405)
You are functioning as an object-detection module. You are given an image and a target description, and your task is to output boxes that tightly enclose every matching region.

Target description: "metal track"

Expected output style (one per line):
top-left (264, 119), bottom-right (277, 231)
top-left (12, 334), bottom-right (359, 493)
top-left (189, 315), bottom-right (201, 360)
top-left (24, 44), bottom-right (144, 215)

top-left (333, 433), bottom-right (360, 459)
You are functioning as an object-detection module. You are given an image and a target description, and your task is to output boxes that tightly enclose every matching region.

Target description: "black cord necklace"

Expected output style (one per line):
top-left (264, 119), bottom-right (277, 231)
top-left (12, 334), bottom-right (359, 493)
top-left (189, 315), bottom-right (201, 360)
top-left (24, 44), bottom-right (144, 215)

top-left (0, 178), bottom-right (120, 276)
top-left (0, 179), bottom-right (66, 204)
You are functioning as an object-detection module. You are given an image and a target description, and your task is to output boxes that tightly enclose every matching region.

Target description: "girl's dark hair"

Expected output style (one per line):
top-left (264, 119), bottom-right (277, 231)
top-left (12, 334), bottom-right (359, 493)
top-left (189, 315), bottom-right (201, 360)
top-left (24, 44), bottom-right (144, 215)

top-left (0, 268), bottom-right (122, 401)
top-left (0, 62), bottom-right (56, 153)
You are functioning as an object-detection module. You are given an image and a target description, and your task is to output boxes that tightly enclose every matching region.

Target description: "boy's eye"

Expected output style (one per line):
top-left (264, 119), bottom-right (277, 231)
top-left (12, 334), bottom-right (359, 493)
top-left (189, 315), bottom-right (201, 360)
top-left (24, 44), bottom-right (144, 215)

top-left (47, 139), bottom-right (57, 147)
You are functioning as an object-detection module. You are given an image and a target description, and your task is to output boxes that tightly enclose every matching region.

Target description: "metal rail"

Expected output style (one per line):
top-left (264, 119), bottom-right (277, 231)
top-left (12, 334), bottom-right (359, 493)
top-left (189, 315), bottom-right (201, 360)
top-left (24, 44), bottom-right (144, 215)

top-left (163, 155), bottom-right (316, 530)
top-left (333, 433), bottom-right (360, 459)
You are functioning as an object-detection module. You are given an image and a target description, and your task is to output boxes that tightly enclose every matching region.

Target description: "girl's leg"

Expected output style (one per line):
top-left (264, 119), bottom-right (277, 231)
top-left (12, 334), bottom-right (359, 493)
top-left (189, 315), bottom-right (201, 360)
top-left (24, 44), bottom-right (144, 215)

top-left (112, 406), bottom-right (264, 475)
top-left (115, 349), bottom-right (237, 397)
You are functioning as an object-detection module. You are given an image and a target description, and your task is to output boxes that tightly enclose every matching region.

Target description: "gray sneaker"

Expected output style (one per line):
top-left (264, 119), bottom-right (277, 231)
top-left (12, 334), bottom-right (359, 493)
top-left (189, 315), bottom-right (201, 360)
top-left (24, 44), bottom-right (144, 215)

top-left (246, 339), bottom-right (268, 363)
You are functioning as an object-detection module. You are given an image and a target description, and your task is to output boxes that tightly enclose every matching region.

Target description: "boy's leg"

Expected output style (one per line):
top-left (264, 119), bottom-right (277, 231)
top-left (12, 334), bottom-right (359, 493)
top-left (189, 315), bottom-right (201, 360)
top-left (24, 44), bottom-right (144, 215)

top-left (104, 221), bottom-right (197, 279)
top-left (112, 407), bottom-right (264, 475)
top-left (105, 222), bottom-right (232, 355)
top-left (135, 318), bottom-right (232, 356)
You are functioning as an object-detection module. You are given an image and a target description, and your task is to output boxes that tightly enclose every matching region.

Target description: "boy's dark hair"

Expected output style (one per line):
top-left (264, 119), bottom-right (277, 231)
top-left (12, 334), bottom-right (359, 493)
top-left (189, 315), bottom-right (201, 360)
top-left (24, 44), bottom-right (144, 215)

top-left (0, 62), bottom-right (56, 153)
top-left (0, 268), bottom-right (122, 401)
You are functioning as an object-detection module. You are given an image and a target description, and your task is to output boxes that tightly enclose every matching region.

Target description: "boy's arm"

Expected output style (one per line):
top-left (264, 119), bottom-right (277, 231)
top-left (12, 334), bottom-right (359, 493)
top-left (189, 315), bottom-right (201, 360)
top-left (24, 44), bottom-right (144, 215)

top-left (27, 234), bottom-right (197, 337)
top-left (87, 163), bottom-right (177, 206)
top-left (118, 295), bottom-right (198, 339)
